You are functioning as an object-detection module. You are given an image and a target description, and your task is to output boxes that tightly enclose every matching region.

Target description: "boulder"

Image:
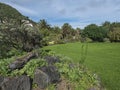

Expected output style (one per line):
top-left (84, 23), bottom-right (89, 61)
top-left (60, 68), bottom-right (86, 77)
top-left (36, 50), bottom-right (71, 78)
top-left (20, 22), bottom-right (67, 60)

top-left (0, 76), bottom-right (4, 85)
top-left (0, 76), bottom-right (4, 90)
top-left (44, 56), bottom-right (60, 65)
top-left (1, 75), bottom-right (31, 90)
top-left (40, 66), bottom-right (60, 83)
top-left (33, 66), bottom-right (60, 89)
top-left (33, 68), bottom-right (50, 89)
top-left (9, 52), bottom-right (38, 70)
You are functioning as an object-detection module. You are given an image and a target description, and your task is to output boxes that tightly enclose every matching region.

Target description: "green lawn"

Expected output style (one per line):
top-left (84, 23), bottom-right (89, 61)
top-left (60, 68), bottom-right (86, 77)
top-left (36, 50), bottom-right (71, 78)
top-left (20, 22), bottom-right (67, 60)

top-left (43, 42), bottom-right (120, 90)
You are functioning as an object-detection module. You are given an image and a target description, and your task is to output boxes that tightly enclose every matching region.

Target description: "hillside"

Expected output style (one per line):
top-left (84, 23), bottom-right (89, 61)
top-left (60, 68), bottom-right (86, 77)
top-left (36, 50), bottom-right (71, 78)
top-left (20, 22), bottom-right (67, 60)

top-left (0, 3), bottom-right (26, 23)
top-left (0, 2), bottom-right (36, 25)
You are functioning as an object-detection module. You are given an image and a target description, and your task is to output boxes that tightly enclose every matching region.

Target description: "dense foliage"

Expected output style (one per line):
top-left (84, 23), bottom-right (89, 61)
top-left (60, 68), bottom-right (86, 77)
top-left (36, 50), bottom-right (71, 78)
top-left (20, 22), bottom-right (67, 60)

top-left (55, 56), bottom-right (100, 89)
top-left (0, 3), bottom-right (26, 24)
top-left (37, 19), bottom-right (120, 44)
top-left (83, 24), bottom-right (107, 42)
top-left (0, 3), bottom-right (42, 59)
top-left (107, 22), bottom-right (120, 42)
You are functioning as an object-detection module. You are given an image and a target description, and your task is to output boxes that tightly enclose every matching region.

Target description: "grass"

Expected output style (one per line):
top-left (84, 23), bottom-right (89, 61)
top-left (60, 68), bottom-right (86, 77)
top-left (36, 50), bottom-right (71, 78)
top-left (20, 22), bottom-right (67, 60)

top-left (43, 42), bottom-right (120, 90)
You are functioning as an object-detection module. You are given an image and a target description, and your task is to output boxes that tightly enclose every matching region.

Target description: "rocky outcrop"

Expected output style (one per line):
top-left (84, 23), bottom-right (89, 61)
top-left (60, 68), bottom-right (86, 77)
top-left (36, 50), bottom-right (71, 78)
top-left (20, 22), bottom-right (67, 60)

top-left (0, 76), bottom-right (4, 90)
top-left (7, 55), bottom-right (61, 89)
top-left (44, 56), bottom-right (60, 65)
top-left (33, 69), bottom-right (50, 89)
top-left (40, 66), bottom-right (60, 83)
top-left (1, 54), bottom-right (103, 90)
top-left (0, 76), bottom-right (4, 85)
top-left (33, 66), bottom-right (60, 89)
top-left (1, 75), bottom-right (31, 90)
top-left (9, 52), bottom-right (38, 70)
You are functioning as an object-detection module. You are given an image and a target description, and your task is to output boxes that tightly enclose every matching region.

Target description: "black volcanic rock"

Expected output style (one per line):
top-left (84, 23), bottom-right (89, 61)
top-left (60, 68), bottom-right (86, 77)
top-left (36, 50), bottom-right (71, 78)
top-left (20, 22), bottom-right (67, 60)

top-left (33, 66), bottom-right (60, 89)
top-left (1, 75), bottom-right (31, 90)
top-left (9, 52), bottom-right (38, 70)
top-left (44, 56), bottom-right (60, 65)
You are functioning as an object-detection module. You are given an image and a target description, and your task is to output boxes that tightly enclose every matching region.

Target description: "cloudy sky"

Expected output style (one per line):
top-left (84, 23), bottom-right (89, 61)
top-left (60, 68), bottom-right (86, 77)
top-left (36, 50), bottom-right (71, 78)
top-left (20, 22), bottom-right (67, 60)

top-left (0, 0), bottom-right (120, 28)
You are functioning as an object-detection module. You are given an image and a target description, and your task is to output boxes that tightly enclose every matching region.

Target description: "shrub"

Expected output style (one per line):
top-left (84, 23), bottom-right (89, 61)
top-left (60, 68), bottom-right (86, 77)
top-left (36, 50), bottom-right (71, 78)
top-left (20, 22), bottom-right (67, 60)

top-left (0, 21), bottom-right (42, 58)
top-left (103, 38), bottom-right (110, 43)
top-left (85, 37), bottom-right (93, 43)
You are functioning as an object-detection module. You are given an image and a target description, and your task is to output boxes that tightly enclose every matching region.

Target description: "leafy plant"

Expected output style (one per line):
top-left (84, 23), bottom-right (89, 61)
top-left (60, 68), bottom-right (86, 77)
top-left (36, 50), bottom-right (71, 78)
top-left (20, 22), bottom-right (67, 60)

top-left (10, 58), bottom-right (46, 78)
top-left (54, 54), bottom-right (100, 90)
top-left (46, 84), bottom-right (56, 90)
top-left (0, 57), bottom-right (15, 76)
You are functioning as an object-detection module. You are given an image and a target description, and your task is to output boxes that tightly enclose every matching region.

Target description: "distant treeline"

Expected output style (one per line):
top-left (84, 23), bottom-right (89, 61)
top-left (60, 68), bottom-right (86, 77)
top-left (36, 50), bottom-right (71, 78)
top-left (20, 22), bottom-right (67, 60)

top-left (38, 20), bottom-right (120, 44)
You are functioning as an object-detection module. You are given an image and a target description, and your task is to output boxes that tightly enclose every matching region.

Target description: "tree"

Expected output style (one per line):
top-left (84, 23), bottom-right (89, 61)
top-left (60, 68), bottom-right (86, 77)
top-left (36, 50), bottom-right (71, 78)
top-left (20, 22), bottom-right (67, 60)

top-left (61, 23), bottom-right (72, 38)
top-left (102, 21), bottom-right (111, 27)
top-left (83, 24), bottom-right (107, 42)
top-left (52, 26), bottom-right (61, 34)
top-left (74, 28), bottom-right (81, 41)
top-left (108, 27), bottom-right (120, 42)
top-left (102, 22), bottom-right (120, 42)
top-left (38, 19), bottom-right (50, 30)
top-left (38, 19), bottom-right (51, 38)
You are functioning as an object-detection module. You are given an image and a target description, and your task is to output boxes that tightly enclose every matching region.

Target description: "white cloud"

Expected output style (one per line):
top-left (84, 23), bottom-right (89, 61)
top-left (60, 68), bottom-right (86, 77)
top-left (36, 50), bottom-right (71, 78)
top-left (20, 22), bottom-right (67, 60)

top-left (0, 0), bottom-right (120, 28)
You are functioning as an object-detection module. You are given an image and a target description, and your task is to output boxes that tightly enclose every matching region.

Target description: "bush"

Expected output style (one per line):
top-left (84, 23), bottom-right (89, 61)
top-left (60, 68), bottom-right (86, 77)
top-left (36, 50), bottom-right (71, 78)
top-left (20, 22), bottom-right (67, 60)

top-left (103, 38), bottom-right (110, 43)
top-left (85, 37), bottom-right (93, 43)
top-left (0, 20), bottom-right (42, 58)
top-left (83, 24), bottom-right (107, 42)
